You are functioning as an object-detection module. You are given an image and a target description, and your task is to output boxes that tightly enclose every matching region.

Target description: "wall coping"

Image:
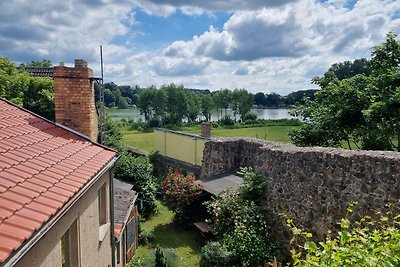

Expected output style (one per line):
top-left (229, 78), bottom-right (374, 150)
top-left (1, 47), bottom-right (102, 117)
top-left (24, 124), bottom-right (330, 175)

top-left (209, 137), bottom-right (400, 160)
top-left (154, 128), bottom-right (211, 141)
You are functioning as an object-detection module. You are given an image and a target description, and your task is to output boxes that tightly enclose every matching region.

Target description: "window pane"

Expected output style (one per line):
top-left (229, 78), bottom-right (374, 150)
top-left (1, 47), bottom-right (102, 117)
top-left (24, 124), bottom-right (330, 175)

top-left (61, 229), bottom-right (70, 267)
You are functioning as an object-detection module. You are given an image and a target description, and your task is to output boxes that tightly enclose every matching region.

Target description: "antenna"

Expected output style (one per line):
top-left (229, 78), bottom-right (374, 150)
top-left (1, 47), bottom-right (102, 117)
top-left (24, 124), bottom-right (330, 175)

top-left (99, 45), bottom-right (105, 144)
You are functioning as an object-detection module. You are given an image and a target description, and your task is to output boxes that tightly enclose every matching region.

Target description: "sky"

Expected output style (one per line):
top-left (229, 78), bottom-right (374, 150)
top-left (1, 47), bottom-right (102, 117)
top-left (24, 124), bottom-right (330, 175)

top-left (0, 0), bottom-right (399, 95)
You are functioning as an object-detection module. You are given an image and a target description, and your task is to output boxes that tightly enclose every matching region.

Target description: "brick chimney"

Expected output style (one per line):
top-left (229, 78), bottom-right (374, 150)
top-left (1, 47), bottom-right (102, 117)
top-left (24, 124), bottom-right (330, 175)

top-left (201, 122), bottom-right (211, 138)
top-left (53, 59), bottom-right (98, 141)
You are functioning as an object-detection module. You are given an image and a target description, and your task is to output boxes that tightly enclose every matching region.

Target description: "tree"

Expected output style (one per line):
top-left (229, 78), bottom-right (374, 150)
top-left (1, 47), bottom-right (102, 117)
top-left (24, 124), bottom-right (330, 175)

top-left (291, 33), bottom-right (400, 151)
top-left (186, 92), bottom-right (200, 123)
top-left (19, 60), bottom-right (52, 68)
top-left (237, 89), bottom-right (253, 121)
top-left (24, 77), bottom-right (55, 120)
top-left (0, 58), bottom-right (55, 120)
top-left (200, 94), bottom-right (213, 121)
top-left (137, 87), bottom-right (156, 121)
top-left (254, 92), bottom-right (266, 107)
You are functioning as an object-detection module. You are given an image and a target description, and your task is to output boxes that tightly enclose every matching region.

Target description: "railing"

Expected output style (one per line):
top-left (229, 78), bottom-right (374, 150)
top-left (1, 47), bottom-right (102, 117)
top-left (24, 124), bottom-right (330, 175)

top-left (154, 128), bottom-right (210, 166)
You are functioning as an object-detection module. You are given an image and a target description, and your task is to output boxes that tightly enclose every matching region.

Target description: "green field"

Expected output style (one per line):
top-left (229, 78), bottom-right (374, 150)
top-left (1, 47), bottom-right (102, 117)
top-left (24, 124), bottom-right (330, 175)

top-left (123, 125), bottom-right (299, 153)
top-left (132, 201), bottom-right (202, 267)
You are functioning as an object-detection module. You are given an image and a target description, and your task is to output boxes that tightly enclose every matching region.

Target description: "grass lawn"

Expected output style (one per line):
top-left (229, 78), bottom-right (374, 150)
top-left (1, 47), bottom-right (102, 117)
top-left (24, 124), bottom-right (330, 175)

top-left (123, 131), bottom-right (155, 153)
top-left (132, 201), bottom-right (203, 267)
top-left (123, 125), bottom-right (298, 153)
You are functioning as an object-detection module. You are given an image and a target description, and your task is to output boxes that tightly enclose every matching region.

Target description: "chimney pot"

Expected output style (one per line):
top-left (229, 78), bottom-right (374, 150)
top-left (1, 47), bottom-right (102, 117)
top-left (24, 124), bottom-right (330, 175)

top-left (59, 62), bottom-right (64, 66)
top-left (74, 59), bottom-right (88, 68)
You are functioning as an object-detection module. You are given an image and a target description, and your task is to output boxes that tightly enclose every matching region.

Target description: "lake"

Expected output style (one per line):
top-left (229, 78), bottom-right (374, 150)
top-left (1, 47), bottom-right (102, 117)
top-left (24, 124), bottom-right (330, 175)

top-left (108, 108), bottom-right (293, 121)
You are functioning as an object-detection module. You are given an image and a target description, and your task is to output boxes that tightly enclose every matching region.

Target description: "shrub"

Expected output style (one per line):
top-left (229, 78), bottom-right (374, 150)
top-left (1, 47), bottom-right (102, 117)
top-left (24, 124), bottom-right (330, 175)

top-left (160, 170), bottom-right (203, 218)
top-left (243, 112), bottom-right (257, 122)
top-left (200, 242), bottom-right (234, 267)
top-left (155, 245), bottom-right (168, 267)
top-left (114, 153), bottom-right (157, 219)
top-left (204, 168), bottom-right (278, 266)
top-left (288, 205), bottom-right (400, 266)
top-left (220, 115), bottom-right (234, 126)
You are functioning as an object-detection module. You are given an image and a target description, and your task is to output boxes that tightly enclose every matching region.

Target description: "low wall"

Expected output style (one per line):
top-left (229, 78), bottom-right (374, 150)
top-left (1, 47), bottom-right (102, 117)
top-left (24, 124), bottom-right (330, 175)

top-left (154, 128), bottom-right (209, 166)
top-left (201, 138), bottom-right (400, 239)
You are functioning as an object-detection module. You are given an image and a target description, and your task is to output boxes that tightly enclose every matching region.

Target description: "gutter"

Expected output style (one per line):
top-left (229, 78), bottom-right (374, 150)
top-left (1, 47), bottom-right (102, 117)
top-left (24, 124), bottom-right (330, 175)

top-left (3, 156), bottom-right (119, 267)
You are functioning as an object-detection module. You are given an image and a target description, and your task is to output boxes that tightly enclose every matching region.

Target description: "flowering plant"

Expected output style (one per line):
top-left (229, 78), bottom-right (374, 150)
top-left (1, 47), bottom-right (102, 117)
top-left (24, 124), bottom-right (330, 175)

top-left (160, 170), bottom-right (203, 215)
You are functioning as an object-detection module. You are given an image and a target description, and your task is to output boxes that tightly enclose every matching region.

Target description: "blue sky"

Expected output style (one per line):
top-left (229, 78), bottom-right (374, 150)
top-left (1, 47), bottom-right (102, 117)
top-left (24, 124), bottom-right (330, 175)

top-left (0, 0), bottom-right (399, 94)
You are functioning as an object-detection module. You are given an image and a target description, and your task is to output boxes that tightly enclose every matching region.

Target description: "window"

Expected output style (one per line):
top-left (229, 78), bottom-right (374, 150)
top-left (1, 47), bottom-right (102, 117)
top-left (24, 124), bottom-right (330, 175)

top-left (61, 220), bottom-right (78, 267)
top-left (98, 183), bottom-right (107, 225)
top-left (98, 182), bottom-right (109, 242)
top-left (116, 240), bottom-right (121, 264)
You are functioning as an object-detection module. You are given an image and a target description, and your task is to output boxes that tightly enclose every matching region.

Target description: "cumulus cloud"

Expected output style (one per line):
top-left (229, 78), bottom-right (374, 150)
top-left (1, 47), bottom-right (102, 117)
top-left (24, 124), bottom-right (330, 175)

top-left (151, 56), bottom-right (211, 76)
top-left (0, 0), bottom-right (133, 64)
top-left (161, 0), bottom-right (400, 63)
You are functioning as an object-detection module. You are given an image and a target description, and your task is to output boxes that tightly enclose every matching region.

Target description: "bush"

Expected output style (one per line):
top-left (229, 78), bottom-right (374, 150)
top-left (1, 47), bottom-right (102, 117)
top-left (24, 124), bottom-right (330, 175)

top-left (114, 153), bottom-right (157, 219)
top-left (288, 205), bottom-right (400, 266)
top-left (220, 115), bottom-right (234, 126)
top-left (200, 242), bottom-right (234, 267)
top-left (204, 168), bottom-right (278, 266)
top-left (243, 112), bottom-right (257, 122)
top-left (148, 151), bottom-right (169, 182)
top-left (160, 170), bottom-right (203, 219)
top-left (155, 245), bottom-right (168, 267)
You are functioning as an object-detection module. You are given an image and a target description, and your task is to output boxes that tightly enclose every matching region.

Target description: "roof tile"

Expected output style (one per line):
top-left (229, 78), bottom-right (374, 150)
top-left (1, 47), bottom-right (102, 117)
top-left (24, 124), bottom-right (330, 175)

top-left (0, 98), bottom-right (117, 264)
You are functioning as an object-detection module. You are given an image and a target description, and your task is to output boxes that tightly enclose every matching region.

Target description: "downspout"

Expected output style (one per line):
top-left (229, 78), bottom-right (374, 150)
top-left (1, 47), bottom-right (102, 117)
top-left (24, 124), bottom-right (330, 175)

top-left (109, 168), bottom-right (117, 267)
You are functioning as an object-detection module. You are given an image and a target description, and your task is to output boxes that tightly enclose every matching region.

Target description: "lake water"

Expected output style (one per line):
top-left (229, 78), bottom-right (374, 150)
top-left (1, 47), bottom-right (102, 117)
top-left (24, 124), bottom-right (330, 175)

top-left (108, 108), bottom-right (293, 121)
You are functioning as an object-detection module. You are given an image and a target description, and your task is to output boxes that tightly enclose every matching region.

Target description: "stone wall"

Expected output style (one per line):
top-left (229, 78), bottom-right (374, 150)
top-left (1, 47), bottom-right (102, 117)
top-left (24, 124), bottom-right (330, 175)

top-left (201, 138), bottom-right (400, 239)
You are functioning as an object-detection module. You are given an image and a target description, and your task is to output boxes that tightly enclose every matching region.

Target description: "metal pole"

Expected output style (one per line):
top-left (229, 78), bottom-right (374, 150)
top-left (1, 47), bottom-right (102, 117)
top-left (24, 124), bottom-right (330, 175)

top-left (100, 45), bottom-right (105, 145)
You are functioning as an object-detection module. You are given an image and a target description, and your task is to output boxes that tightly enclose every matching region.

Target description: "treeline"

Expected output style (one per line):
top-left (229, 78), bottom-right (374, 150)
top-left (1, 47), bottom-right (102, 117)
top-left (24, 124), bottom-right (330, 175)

top-left (254, 90), bottom-right (316, 108)
top-left (136, 84), bottom-right (254, 126)
top-left (98, 81), bottom-right (317, 110)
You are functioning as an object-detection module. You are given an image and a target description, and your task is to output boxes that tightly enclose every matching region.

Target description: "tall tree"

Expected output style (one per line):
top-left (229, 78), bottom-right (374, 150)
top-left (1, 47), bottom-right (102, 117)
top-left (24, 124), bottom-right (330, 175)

top-left (200, 94), bottom-right (213, 121)
top-left (291, 33), bottom-right (400, 151)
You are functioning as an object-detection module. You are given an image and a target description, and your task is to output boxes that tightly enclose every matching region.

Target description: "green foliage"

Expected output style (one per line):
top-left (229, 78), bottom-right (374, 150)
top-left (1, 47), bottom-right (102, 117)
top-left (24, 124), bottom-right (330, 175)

top-left (114, 153), bottom-right (157, 219)
top-left (0, 58), bottom-right (55, 120)
top-left (97, 82), bottom-right (139, 108)
top-left (155, 245), bottom-right (168, 267)
top-left (161, 170), bottom-right (203, 218)
top-left (19, 60), bottom-right (52, 68)
top-left (200, 242), bottom-right (234, 267)
top-left (204, 168), bottom-right (277, 266)
top-left (24, 76), bottom-right (55, 120)
top-left (243, 112), bottom-right (257, 122)
top-left (102, 113), bottom-right (124, 151)
top-left (288, 207), bottom-right (400, 266)
top-left (291, 33), bottom-right (400, 151)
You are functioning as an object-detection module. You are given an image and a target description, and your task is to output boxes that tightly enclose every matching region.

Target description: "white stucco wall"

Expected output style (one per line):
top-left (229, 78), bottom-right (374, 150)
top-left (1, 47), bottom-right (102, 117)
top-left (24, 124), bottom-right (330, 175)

top-left (15, 171), bottom-right (112, 267)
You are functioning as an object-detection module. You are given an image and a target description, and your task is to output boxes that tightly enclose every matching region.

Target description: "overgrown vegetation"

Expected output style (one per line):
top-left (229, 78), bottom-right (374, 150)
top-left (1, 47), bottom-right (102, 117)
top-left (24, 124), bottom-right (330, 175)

top-left (288, 204), bottom-right (400, 266)
top-left (203, 168), bottom-right (279, 267)
top-left (291, 32), bottom-right (400, 151)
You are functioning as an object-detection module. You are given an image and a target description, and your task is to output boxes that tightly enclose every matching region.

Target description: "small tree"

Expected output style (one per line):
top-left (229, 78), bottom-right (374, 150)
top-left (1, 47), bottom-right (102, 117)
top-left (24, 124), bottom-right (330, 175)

top-left (155, 245), bottom-right (168, 267)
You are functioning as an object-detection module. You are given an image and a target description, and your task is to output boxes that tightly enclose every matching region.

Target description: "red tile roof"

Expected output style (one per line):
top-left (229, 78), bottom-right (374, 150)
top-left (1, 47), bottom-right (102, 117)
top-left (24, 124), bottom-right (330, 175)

top-left (0, 98), bottom-right (118, 264)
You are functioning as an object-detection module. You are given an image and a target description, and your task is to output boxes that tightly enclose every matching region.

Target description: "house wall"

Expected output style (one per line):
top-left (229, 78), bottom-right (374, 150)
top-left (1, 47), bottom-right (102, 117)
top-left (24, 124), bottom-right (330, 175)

top-left (16, 171), bottom-right (112, 267)
top-left (154, 128), bottom-right (207, 166)
top-left (201, 138), bottom-right (400, 240)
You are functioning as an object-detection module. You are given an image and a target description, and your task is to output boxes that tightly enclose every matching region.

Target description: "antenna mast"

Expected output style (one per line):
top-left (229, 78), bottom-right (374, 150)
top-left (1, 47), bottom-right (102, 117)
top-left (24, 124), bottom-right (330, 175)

top-left (99, 45), bottom-right (105, 144)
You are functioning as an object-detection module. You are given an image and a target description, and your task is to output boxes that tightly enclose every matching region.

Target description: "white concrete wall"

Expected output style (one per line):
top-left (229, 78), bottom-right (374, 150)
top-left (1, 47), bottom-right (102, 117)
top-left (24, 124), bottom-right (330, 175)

top-left (16, 171), bottom-right (112, 267)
